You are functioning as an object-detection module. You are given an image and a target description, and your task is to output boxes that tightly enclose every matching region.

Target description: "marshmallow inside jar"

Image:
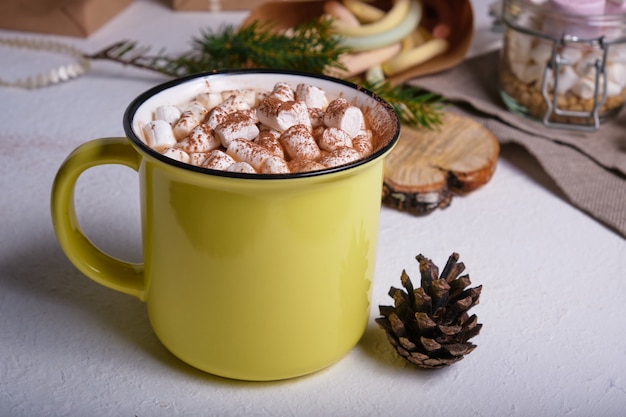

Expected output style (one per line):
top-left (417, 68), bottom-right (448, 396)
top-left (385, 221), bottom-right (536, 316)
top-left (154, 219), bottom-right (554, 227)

top-left (499, 0), bottom-right (626, 129)
top-left (125, 69), bottom-right (400, 181)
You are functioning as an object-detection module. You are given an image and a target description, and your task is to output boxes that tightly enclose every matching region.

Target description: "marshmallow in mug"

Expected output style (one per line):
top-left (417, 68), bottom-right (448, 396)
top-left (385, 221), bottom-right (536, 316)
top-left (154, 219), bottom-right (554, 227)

top-left (140, 82), bottom-right (375, 174)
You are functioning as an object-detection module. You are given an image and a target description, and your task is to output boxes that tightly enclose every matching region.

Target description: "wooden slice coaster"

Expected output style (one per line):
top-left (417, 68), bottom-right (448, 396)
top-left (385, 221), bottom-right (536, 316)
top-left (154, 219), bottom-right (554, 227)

top-left (383, 111), bottom-right (500, 214)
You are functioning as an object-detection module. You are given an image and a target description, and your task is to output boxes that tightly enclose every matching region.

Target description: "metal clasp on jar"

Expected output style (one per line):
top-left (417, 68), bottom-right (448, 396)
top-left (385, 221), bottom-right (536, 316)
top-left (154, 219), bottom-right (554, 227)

top-left (540, 34), bottom-right (610, 131)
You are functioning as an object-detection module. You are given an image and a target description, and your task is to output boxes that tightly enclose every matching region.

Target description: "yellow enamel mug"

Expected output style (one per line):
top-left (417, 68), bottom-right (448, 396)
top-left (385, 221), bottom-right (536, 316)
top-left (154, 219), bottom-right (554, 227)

top-left (51, 70), bottom-right (400, 381)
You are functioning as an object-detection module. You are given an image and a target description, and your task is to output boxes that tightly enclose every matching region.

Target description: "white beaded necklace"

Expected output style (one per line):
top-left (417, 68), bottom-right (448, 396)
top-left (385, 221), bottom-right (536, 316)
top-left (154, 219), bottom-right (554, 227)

top-left (0, 37), bottom-right (90, 89)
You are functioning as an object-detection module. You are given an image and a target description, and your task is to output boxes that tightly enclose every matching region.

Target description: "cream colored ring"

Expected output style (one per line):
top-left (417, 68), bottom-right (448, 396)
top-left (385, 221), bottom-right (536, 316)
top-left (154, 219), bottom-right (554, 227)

top-left (343, 0), bottom-right (386, 23)
top-left (383, 38), bottom-right (449, 76)
top-left (332, 0), bottom-right (410, 37)
top-left (338, 0), bottom-right (422, 52)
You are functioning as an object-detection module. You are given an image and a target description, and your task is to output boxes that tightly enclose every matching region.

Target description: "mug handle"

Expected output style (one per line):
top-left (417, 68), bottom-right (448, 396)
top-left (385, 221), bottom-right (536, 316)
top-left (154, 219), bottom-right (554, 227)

top-left (51, 138), bottom-right (145, 300)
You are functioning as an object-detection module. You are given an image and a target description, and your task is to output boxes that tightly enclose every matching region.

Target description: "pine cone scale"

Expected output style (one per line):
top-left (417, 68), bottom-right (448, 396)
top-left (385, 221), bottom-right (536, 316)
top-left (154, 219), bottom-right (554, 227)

top-left (399, 337), bottom-right (417, 350)
top-left (420, 337), bottom-right (442, 352)
top-left (388, 313), bottom-right (407, 336)
top-left (401, 270), bottom-right (415, 294)
top-left (441, 253), bottom-right (465, 282)
top-left (453, 296), bottom-right (473, 312)
top-left (430, 279), bottom-right (450, 310)
top-left (389, 286), bottom-right (408, 306)
top-left (413, 288), bottom-right (432, 311)
top-left (438, 324), bottom-right (462, 335)
top-left (415, 312), bottom-right (437, 330)
top-left (443, 343), bottom-right (476, 357)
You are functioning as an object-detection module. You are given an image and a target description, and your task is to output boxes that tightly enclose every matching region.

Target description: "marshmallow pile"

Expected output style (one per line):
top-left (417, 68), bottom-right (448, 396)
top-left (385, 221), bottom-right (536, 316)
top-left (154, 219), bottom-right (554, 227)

top-left (498, 0), bottom-right (626, 124)
top-left (141, 82), bottom-right (376, 174)
top-left (505, 30), bottom-right (626, 101)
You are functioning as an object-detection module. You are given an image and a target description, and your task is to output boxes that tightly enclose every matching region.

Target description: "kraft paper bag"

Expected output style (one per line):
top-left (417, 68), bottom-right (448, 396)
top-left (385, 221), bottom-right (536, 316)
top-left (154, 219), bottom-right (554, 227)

top-left (242, 0), bottom-right (474, 83)
top-left (0, 0), bottom-right (133, 37)
top-left (171, 0), bottom-right (314, 11)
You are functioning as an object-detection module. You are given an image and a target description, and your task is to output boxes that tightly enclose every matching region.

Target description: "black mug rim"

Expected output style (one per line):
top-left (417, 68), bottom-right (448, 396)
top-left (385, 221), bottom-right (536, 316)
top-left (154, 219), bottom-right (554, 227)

top-left (123, 69), bottom-right (401, 180)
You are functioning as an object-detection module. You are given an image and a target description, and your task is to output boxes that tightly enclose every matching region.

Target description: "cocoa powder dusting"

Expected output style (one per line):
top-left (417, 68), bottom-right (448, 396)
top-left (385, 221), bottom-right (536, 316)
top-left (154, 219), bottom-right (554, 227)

top-left (325, 98), bottom-right (349, 119)
top-left (258, 97), bottom-right (282, 116)
top-left (148, 82), bottom-right (396, 174)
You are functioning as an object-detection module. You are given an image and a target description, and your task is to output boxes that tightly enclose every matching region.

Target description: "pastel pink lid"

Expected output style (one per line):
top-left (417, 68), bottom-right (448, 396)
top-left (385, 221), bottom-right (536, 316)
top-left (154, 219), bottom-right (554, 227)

top-left (550, 0), bottom-right (606, 14)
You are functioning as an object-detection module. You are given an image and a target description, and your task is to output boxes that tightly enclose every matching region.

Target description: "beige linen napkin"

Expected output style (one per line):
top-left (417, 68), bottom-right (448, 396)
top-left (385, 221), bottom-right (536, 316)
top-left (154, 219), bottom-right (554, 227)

top-left (410, 50), bottom-right (626, 238)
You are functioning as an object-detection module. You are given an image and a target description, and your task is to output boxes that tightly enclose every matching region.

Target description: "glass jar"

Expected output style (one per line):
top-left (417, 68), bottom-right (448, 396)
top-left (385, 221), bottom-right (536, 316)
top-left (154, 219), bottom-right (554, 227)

top-left (499, 0), bottom-right (626, 130)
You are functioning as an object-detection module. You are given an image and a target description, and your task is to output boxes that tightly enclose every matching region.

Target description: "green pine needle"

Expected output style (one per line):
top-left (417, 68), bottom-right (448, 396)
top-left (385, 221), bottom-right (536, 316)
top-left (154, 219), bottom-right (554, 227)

top-left (361, 80), bottom-right (446, 130)
top-left (155, 18), bottom-right (349, 76)
top-left (86, 18), bottom-right (445, 129)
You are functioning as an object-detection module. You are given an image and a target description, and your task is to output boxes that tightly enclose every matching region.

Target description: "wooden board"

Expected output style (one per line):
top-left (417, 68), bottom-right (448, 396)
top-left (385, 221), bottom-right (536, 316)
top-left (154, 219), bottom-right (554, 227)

top-left (383, 111), bottom-right (500, 214)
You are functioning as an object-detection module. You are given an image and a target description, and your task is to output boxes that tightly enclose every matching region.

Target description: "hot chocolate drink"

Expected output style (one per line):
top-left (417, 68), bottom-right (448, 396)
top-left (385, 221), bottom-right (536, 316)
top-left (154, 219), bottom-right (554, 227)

top-left (139, 81), bottom-right (383, 174)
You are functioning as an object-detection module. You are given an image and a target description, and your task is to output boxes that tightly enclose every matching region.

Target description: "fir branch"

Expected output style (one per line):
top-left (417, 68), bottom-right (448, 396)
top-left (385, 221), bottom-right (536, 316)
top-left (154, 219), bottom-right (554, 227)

top-left (361, 80), bottom-right (446, 130)
top-left (87, 19), bottom-right (348, 77)
top-left (85, 18), bottom-right (445, 129)
top-left (185, 19), bottom-right (349, 74)
top-left (85, 41), bottom-right (182, 76)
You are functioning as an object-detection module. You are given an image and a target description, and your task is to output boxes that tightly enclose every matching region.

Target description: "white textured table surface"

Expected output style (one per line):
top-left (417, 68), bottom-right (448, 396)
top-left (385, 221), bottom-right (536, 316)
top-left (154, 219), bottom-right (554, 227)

top-left (1, 1), bottom-right (625, 416)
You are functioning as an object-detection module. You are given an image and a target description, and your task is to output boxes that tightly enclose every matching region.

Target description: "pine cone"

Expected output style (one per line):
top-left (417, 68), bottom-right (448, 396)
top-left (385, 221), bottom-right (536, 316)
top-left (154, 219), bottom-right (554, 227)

top-left (376, 253), bottom-right (482, 369)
